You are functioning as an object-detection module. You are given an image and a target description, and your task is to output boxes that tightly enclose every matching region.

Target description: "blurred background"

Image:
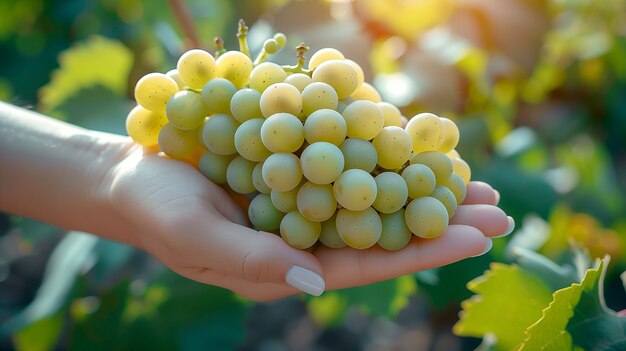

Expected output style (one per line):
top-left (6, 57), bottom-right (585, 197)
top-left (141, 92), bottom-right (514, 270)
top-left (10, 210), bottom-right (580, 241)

top-left (1, 0), bottom-right (625, 350)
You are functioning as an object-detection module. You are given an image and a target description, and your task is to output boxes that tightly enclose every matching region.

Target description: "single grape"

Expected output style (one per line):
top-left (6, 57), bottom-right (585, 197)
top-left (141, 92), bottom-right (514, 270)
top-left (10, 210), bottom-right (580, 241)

top-left (301, 82), bottom-right (339, 116)
top-left (234, 118), bottom-right (272, 162)
top-left (201, 114), bottom-right (238, 155)
top-left (248, 193), bottom-right (284, 231)
top-left (405, 113), bottom-right (443, 153)
top-left (300, 142), bottom-right (345, 184)
top-left (126, 105), bottom-right (167, 147)
top-left (452, 157), bottom-right (471, 184)
top-left (319, 213), bottom-right (347, 248)
top-left (405, 197), bottom-right (449, 239)
top-left (271, 187), bottom-right (299, 213)
top-left (262, 153), bottom-right (302, 192)
top-left (345, 59), bottom-right (364, 88)
top-left (350, 82), bottom-right (382, 102)
top-left (263, 39), bottom-right (279, 54)
top-left (253, 161), bottom-right (271, 194)
top-left (304, 109), bottom-right (347, 146)
top-left (226, 156), bottom-right (256, 194)
top-left (339, 138), bottom-right (378, 172)
top-left (378, 102), bottom-right (403, 127)
top-left (441, 173), bottom-right (467, 204)
top-left (336, 207), bottom-right (382, 249)
top-left (165, 90), bottom-right (206, 130)
top-left (312, 60), bottom-right (358, 99)
top-left (134, 73), bottom-right (179, 113)
top-left (165, 69), bottom-right (185, 90)
top-left (378, 210), bottom-right (412, 251)
top-left (177, 49), bottom-right (216, 89)
top-left (297, 182), bottom-right (337, 222)
top-left (260, 83), bottom-right (302, 118)
top-left (260, 112), bottom-right (304, 153)
top-left (158, 123), bottom-right (200, 160)
top-left (410, 151), bottom-right (453, 183)
top-left (280, 211), bottom-right (321, 249)
top-left (249, 62), bottom-right (287, 93)
top-left (438, 117), bottom-right (460, 153)
top-left (230, 88), bottom-right (262, 123)
top-left (430, 185), bottom-right (458, 218)
top-left (373, 172), bottom-right (409, 213)
top-left (274, 32), bottom-right (287, 47)
top-left (333, 169), bottom-right (377, 211)
top-left (342, 100), bottom-right (384, 140)
top-left (215, 50), bottom-right (253, 88)
top-left (308, 48), bottom-right (345, 71)
top-left (372, 126), bottom-right (413, 169)
top-left (284, 73), bottom-right (313, 92)
top-left (198, 150), bottom-right (234, 184)
top-left (201, 78), bottom-right (236, 114)
top-left (401, 164), bottom-right (437, 199)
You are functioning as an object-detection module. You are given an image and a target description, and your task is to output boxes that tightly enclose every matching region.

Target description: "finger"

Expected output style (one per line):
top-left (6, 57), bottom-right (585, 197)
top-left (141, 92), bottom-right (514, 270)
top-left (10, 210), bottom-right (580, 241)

top-left (315, 225), bottom-right (491, 290)
top-left (451, 205), bottom-right (514, 237)
top-left (464, 181), bottom-right (499, 205)
top-left (205, 183), bottom-right (248, 226)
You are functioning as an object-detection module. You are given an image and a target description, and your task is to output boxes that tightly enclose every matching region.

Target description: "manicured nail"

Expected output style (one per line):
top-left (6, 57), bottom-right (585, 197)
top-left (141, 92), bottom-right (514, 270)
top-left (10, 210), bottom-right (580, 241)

top-left (286, 266), bottom-right (325, 296)
top-left (472, 239), bottom-right (493, 257)
top-left (494, 190), bottom-right (501, 205)
top-left (493, 216), bottom-right (515, 238)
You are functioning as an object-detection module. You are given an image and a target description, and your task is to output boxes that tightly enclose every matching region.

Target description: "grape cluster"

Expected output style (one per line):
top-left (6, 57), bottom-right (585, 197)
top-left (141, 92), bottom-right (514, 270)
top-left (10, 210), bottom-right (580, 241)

top-left (126, 22), bottom-right (472, 251)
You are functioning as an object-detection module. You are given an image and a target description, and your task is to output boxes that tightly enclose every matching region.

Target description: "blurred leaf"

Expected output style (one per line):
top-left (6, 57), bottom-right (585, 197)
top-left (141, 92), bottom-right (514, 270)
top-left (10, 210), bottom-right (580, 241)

top-left (178, 307), bottom-right (247, 351)
top-left (91, 239), bottom-right (135, 283)
top-left (510, 247), bottom-right (578, 291)
top-left (12, 313), bottom-right (63, 351)
top-left (453, 263), bottom-right (553, 351)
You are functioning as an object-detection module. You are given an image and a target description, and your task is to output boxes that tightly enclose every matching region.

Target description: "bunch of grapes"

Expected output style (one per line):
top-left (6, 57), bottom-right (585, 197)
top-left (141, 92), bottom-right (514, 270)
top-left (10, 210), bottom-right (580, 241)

top-left (126, 21), bottom-right (472, 251)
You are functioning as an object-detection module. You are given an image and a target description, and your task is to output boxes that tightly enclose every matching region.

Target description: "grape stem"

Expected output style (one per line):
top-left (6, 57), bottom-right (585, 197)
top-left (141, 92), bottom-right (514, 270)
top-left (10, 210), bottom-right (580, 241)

top-left (214, 37), bottom-right (226, 58)
top-left (253, 48), bottom-right (270, 66)
top-left (237, 19), bottom-right (251, 58)
top-left (282, 43), bottom-right (310, 75)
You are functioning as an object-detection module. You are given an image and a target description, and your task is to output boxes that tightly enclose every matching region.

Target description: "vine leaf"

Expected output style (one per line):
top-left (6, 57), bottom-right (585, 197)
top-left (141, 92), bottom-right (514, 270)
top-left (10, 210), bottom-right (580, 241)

top-left (453, 263), bottom-right (554, 351)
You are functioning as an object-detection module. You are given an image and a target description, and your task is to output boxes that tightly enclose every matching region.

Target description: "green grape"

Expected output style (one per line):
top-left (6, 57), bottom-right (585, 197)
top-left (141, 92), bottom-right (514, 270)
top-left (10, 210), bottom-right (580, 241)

top-left (441, 173), bottom-right (467, 204)
top-left (252, 161), bottom-right (271, 194)
top-left (215, 50), bottom-right (253, 89)
top-left (201, 114), bottom-right (238, 155)
top-left (373, 172), bottom-right (409, 213)
top-left (271, 187), bottom-right (299, 213)
top-left (230, 88), bottom-right (262, 123)
top-left (405, 197), bottom-right (449, 239)
top-left (126, 105), bottom-right (167, 147)
top-left (262, 153), bottom-right (302, 192)
top-left (248, 193), bottom-right (284, 231)
top-left (260, 83), bottom-right (302, 118)
top-left (333, 169), bottom-right (377, 211)
top-left (430, 185), bottom-right (458, 218)
top-left (284, 73), bottom-right (312, 92)
top-left (342, 100), bottom-right (384, 140)
top-left (312, 60), bottom-right (358, 99)
top-left (263, 39), bottom-right (279, 54)
top-left (336, 207), bottom-right (382, 249)
top-left (437, 117), bottom-right (460, 153)
top-left (301, 82), bottom-right (338, 116)
top-left (447, 149), bottom-right (461, 159)
top-left (401, 164), bottom-right (436, 199)
top-left (339, 138), bottom-right (378, 172)
top-left (345, 59), bottom-right (364, 88)
top-left (234, 118), bottom-right (272, 162)
top-left (198, 150), bottom-right (233, 184)
top-left (410, 151), bottom-right (453, 183)
top-left (226, 156), bottom-right (256, 194)
top-left (158, 123), bottom-right (200, 160)
top-left (405, 113), bottom-right (443, 153)
top-left (165, 90), bottom-right (206, 130)
top-left (134, 73), bottom-right (179, 113)
top-left (249, 62), bottom-right (287, 93)
top-left (260, 112), bottom-right (304, 153)
top-left (165, 69), bottom-right (185, 90)
top-left (378, 102), bottom-right (403, 127)
top-left (177, 49), bottom-right (216, 89)
top-left (304, 109), bottom-right (347, 146)
top-left (274, 32), bottom-right (287, 47)
top-left (308, 48), bottom-right (345, 71)
top-left (350, 82), bottom-right (382, 102)
top-left (378, 210), bottom-right (412, 251)
top-left (297, 182), bottom-right (336, 222)
top-left (280, 211), bottom-right (321, 249)
top-left (201, 78), bottom-right (236, 114)
top-left (319, 213), bottom-right (347, 248)
top-left (452, 157), bottom-right (471, 184)
top-left (300, 142), bottom-right (345, 184)
top-left (372, 126), bottom-right (413, 170)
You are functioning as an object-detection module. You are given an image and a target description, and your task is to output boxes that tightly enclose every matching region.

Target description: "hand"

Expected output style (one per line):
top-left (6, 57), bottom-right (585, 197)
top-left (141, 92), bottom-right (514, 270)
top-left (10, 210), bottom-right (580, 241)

top-left (107, 142), bottom-right (514, 301)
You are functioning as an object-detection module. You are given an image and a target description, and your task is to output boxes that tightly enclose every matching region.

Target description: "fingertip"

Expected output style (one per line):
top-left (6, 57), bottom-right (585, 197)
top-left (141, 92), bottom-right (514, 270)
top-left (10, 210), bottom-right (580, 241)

top-left (465, 182), bottom-right (498, 205)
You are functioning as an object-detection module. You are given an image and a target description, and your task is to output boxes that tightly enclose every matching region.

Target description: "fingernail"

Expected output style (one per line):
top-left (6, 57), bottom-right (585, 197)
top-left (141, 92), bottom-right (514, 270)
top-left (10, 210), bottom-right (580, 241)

top-left (472, 239), bottom-right (493, 257)
top-left (494, 190), bottom-right (501, 206)
top-left (493, 216), bottom-right (515, 238)
top-left (286, 266), bottom-right (325, 296)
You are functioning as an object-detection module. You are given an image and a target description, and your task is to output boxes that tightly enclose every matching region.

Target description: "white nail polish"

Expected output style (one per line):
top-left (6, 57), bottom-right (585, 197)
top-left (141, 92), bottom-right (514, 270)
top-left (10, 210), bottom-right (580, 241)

top-left (286, 266), bottom-right (325, 296)
top-left (472, 239), bottom-right (493, 257)
top-left (493, 216), bottom-right (515, 238)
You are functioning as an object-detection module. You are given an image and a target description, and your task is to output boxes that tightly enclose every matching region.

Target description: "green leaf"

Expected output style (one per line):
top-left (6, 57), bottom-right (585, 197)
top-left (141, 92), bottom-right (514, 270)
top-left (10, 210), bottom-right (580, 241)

top-left (453, 263), bottom-right (554, 351)
top-left (12, 313), bottom-right (64, 351)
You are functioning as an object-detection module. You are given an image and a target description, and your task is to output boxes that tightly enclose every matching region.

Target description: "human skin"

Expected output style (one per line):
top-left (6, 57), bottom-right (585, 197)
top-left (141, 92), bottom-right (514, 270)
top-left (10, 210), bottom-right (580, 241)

top-left (0, 102), bottom-right (513, 301)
